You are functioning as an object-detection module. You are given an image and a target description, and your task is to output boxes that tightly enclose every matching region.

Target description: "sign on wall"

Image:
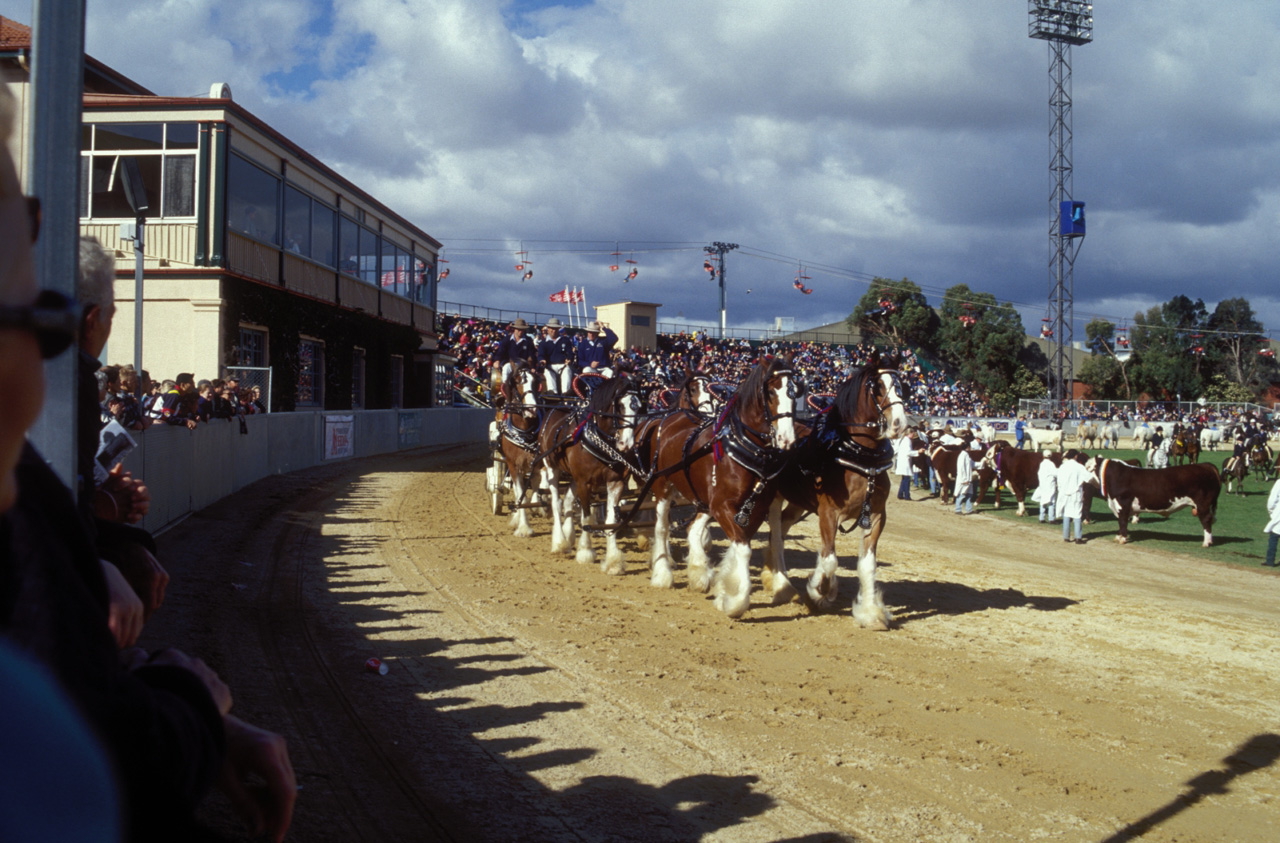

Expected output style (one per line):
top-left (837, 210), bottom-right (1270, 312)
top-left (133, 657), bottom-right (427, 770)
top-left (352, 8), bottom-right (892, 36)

top-left (324, 415), bottom-right (355, 460)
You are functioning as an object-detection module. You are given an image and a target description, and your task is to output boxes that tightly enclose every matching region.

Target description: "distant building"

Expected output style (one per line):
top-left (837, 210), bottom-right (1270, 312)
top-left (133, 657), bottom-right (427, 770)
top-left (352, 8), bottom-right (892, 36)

top-left (2, 15), bottom-right (449, 410)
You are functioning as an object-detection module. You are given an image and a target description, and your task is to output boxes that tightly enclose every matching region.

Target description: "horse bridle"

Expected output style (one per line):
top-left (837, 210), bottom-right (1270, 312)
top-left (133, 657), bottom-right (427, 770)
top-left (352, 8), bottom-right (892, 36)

top-left (838, 368), bottom-right (904, 441)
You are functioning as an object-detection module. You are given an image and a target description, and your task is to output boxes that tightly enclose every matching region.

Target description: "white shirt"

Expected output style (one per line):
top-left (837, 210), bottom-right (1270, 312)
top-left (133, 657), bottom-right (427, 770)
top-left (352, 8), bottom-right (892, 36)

top-left (1056, 459), bottom-right (1092, 520)
top-left (1264, 478), bottom-right (1280, 536)
top-left (1033, 456), bottom-right (1058, 504)
top-left (893, 436), bottom-right (917, 475)
top-left (954, 450), bottom-right (974, 495)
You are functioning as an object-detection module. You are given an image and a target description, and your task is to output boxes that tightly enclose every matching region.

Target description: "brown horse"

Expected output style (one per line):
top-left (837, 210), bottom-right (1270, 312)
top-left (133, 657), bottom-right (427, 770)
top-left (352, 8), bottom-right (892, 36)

top-left (643, 356), bottom-right (801, 618)
top-left (765, 354), bottom-right (908, 629)
top-left (537, 372), bottom-right (644, 573)
top-left (1171, 431), bottom-right (1200, 465)
top-left (496, 362), bottom-right (544, 537)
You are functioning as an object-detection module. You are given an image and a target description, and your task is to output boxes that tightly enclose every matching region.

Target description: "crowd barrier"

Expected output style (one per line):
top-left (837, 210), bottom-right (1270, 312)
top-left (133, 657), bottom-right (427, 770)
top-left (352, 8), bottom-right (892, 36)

top-left (123, 408), bottom-right (492, 534)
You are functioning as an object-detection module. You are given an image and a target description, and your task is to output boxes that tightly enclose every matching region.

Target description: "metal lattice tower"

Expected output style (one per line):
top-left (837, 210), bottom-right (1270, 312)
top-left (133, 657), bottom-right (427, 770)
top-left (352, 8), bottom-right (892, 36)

top-left (1029, 1), bottom-right (1092, 412)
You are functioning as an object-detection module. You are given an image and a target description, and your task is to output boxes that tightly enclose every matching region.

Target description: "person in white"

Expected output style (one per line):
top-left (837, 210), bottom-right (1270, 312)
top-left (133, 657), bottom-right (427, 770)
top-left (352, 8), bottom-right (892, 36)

top-left (1263, 477), bottom-right (1280, 567)
top-left (1057, 455), bottom-right (1093, 543)
top-left (1034, 454), bottom-right (1058, 523)
top-left (953, 448), bottom-right (975, 515)
top-left (893, 427), bottom-right (920, 501)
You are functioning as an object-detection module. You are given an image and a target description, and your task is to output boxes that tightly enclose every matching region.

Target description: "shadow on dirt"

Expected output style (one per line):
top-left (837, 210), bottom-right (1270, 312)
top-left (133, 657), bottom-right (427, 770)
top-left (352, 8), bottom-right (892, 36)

top-left (152, 447), bottom-right (789, 842)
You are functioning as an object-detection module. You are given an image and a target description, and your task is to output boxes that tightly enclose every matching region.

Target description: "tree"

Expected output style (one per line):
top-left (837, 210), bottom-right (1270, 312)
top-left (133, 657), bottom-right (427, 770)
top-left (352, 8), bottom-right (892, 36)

top-left (1207, 297), bottom-right (1274, 390)
top-left (1128, 297), bottom-right (1208, 400)
top-left (935, 283), bottom-right (1027, 398)
top-left (1081, 317), bottom-right (1133, 398)
top-left (847, 278), bottom-right (940, 352)
top-left (1201, 373), bottom-right (1256, 404)
top-left (989, 364), bottom-right (1047, 414)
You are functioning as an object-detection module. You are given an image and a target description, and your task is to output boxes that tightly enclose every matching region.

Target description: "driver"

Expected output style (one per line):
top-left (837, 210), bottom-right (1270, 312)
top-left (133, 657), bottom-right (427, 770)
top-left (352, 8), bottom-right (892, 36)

top-left (538, 317), bottom-right (575, 396)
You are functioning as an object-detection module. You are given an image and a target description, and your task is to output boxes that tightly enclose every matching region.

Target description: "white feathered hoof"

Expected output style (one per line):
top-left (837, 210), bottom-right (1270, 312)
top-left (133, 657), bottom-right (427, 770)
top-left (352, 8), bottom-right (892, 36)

top-left (634, 533), bottom-right (651, 552)
top-left (514, 523), bottom-right (534, 539)
top-left (576, 547), bottom-right (596, 566)
top-left (806, 576), bottom-right (839, 612)
top-left (768, 575), bottom-right (798, 606)
top-left (713, 587), bottom-right (751, 620)
top-left (601, 549), bottom-right (625, 576)
top-left (852, 597), bottom-right (892, 631)
top-left (650, 565), bottom-right (674, 589)
top-left (687, 563), bottom-right (711, 594)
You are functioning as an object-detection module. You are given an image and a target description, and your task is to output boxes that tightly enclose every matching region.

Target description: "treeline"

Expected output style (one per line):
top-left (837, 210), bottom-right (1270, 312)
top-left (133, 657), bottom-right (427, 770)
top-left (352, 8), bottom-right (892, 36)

top-left (1079, 295), bottom-right (1277, 403)
top-left (846, 281), bottom-right (1278, 410)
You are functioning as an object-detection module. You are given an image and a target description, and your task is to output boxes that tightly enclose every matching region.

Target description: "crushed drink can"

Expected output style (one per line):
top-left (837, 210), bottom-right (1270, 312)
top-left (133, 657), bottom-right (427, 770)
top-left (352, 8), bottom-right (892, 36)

top-left (365, 657), bottom-right (388, 675)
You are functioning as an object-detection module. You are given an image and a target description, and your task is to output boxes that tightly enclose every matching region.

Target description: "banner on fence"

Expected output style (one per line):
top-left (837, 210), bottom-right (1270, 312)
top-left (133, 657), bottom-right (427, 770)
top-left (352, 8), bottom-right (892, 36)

top-left (398, 412), bottom-right (421, 448)
top-left (324, 415), bottom-right (355, 460)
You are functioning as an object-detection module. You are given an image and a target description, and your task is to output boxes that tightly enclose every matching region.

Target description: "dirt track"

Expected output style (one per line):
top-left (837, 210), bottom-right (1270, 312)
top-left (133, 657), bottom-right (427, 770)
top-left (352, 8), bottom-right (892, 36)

top-left (147, 444), bottom-right (1280, 842)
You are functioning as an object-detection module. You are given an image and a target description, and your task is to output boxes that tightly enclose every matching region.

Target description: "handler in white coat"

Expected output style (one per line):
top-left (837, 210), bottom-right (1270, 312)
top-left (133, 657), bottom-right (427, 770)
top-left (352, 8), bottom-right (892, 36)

top-left (1057, 456), bottom-right (1093, 543)
top-left (1263, 477), bottom-right (1280, 567)
top-left (893, 428), bottom-right (920, 501)
top-left (953, 449), bottom-right (975, 515)
top-left (1034, 455), bottom-right (1058, 523)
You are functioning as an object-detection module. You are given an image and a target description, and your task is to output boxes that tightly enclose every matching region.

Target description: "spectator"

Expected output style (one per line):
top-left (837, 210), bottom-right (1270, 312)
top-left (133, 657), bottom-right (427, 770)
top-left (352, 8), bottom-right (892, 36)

top-left (161, 373), bottom-right (199, 429)
top-left (1057, 454), bottom-right (1093, 544)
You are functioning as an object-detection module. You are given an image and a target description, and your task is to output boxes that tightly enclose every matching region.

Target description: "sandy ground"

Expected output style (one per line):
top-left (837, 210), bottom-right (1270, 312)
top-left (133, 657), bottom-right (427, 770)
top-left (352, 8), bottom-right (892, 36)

top-left (145, 444), bottom-right (1280, 843)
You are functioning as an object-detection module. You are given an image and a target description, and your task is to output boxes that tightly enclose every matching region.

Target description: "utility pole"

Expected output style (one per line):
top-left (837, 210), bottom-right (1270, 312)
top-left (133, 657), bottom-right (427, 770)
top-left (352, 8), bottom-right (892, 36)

top-left (1029, 0), bottom-right (1092, 415)
top-left (704, 241), bottom-right (738, 339)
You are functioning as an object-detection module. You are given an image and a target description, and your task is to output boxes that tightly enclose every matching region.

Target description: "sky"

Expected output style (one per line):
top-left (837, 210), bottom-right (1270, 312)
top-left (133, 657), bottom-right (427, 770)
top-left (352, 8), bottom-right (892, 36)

top-left (6, 0), bottom-right (1280, 342)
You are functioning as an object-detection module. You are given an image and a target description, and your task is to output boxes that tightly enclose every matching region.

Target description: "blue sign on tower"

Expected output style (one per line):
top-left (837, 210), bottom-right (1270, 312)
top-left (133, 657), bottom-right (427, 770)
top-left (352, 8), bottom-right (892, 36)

top-left (1060, 201), bottom-right (1086, 237)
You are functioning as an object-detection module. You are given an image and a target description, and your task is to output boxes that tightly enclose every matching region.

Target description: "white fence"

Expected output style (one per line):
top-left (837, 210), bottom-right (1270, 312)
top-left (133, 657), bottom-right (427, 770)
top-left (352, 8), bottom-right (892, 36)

top-left (123, 407), bottom-right (492, 533)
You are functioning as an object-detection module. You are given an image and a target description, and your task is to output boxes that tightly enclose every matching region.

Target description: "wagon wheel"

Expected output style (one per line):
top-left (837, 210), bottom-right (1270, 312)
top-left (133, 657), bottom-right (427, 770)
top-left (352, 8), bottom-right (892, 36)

top-left (488, 457), bottom-right (506, 515)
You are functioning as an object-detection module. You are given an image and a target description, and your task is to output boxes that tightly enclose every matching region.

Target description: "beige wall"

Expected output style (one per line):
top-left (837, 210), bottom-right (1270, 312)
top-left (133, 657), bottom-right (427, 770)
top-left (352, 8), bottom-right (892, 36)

top-left (595, 301), bottom-right (659, 353)
top-left (104, 275), bottom-right (224, 380)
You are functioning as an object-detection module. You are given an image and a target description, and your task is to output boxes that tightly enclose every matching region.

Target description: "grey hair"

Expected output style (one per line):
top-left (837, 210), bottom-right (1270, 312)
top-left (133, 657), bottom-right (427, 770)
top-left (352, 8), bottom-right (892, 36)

top-left (78, 236), bottom-right (115, 310)
top-left (94, 369), bottom-right (109, 394)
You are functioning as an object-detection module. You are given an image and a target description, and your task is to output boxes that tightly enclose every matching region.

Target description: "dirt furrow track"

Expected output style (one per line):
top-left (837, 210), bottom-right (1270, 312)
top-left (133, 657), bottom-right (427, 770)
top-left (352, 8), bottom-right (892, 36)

top-left (148, 445), bottom-right (1280, 842)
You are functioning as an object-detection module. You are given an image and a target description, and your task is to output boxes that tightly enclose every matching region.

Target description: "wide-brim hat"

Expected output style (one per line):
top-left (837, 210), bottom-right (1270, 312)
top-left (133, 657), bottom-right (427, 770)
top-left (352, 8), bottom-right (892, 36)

top-left (545, 317), bottom-right (563, 329)
top-left (511, 318), bottom-right (529, 330)
top-left (586, 321), bottom-right (604, 333)
top-left (176, 372), bottom-right (195, 385)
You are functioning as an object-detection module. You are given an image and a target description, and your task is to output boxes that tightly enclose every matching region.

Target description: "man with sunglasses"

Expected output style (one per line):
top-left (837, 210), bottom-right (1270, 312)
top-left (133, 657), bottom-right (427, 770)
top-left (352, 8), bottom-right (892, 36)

top-left (0, 87), bottom-right (294, 842)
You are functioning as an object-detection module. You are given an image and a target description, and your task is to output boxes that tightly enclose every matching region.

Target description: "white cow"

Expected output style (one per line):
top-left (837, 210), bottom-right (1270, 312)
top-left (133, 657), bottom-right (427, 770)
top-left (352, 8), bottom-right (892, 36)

top-left (1027, 425), bottom-right (1064, 452)
top-left (1200, 426), bottom-right (1224, 451)
top-left (977, 423), bottom-right (998, 444)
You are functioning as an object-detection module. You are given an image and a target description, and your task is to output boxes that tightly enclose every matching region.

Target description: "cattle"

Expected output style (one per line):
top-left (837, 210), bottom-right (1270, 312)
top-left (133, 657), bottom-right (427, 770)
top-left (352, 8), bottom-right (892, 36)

top-left (1099, 424), bottom-right (1120, 449)
top-left (977, 423), bottom-right (998, 445)
top-left (1076, 421), bottom-right (1101, 448)
top-left (1085, 458), bottom-right (1221, 547)
top-left (979, 443), bottom-right (1057, 516)
top-left (929, 443), bottom-right (993, 505)
top-left (1026, 425), bottom-right (1064, 452)
top-left (1200, 427), bottom-right (1224, 451)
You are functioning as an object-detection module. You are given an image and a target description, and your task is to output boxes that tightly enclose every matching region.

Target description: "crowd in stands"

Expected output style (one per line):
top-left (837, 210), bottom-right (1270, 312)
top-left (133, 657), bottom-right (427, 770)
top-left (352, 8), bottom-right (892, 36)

top-left (438, 313), bottom-right (995, 417)
top-left (92, 365), bottom-right (267, 433)
top-left (3, 84), bottom-right (294, 843)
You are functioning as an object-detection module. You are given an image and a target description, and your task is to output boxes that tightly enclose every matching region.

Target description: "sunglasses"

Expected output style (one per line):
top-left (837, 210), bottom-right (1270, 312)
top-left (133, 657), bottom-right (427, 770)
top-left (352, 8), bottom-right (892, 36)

top-left (0, 289), bottom-right (81, 359)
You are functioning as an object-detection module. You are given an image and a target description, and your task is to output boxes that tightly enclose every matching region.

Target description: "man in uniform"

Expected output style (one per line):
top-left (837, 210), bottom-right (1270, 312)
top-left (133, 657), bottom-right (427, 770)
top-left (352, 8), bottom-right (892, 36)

top-left (538, 317), bottom-right (575, 395)
top-left (491, 318), bottom-right (537, 382)
top-left (576, 320), bottom-right (618, 378)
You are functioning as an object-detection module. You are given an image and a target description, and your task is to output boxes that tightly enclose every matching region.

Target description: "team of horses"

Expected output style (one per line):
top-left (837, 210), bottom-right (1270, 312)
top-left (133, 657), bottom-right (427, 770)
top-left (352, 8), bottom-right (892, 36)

top-left (489, 353), bottom-right (906, 626)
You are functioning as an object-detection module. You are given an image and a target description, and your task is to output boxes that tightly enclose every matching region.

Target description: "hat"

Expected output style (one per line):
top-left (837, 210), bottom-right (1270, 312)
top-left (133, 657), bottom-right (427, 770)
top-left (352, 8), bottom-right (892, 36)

top-left (176, 372), bottom-right (195, 385)
top-left (545, 317), bottom-right (563, 329)
top-left (586, 321), bottom-right (604, 333)
top-left (511, 318), bottom-right (529, 330)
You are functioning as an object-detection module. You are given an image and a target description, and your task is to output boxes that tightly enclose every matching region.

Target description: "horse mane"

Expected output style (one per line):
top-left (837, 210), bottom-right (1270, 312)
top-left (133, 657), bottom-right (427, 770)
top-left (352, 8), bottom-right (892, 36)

top-left (736, 355), bottom-right (792, 415)
top-left (828, 366), bottom-right (874, 428)
top-left (586, 373), bottom-right (631, 414)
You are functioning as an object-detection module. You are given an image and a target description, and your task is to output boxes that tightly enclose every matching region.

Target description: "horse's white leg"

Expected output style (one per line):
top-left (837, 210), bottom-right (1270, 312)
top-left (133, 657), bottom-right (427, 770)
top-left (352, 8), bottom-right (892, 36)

top-left (546, 468), bottom-right (571, 553)
top-left (649, 493), bottom-right (675, 589)
top-left (762, 502), bottom-right (799, 606)
top-left (805, 545), bottom-right (840, 611)
top-left (712, 540), bottom-right (752, 619)
top-left (575, 491), bottom-right (596, 566)
top-left (851, 538), bottom-right (891, 630)
top-left (510, 474), bottom-right (534, 538)
top-left (601, 479), bottom-right (625, 575)
top-left (685, 512), bottom-right (714, 593)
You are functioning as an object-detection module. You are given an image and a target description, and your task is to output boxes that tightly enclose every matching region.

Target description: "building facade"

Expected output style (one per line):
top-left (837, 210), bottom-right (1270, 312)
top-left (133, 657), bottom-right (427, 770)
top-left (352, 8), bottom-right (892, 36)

top-left (3, 16), bottom-right (447, 411)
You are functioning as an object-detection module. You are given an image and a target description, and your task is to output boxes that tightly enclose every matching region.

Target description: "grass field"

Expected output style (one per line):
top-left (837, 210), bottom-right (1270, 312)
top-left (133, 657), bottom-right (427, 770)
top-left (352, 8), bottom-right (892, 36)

top-left (954, 447), bottom-right (1279, 569)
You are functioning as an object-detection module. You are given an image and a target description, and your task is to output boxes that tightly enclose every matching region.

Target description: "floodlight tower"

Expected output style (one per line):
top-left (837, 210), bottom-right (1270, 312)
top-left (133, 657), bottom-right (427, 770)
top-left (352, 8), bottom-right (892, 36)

top-left (1029, 0), bottom-right (1092, 414)
top-left (704, 241), bottom-right (739, 338)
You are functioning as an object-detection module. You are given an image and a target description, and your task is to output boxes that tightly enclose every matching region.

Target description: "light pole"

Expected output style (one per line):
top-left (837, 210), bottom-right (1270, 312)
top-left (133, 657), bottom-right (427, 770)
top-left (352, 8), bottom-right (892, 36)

top-left (704, 241), bottom-right (738, 339)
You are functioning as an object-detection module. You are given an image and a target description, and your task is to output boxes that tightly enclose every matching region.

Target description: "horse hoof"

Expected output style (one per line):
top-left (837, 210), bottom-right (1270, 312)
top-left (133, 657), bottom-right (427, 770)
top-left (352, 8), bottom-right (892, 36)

top-left (650, 568), bottom-right (674, 589)
top-left (770, 578), bottom-right (799, 606)
top-left (634, 534), bottom-right (651, 552)
top-left (576, 549), bottom-right (596, 566)
top-left (514, 526), bottom-right (534, 539)
top-left (687, 566), bottom-right (711, 593)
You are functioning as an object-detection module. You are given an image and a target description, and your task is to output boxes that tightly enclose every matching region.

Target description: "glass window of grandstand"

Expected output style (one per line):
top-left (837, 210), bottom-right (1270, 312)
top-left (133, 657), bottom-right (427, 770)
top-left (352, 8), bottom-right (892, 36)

top-left (352, 348), bottom-right (366, 410)
top-left (227, 154), bottom-right (280, 244)
top-left (390, 355), bottom-right (404, 409)
top-left (237, 326), bottom-right (268, 367)
top-left (80, 122), bottom-right (197, 219)
top-left (338, 215), bottom-right (359, 276)
top-left (297, 339), bottom-right (324, 408)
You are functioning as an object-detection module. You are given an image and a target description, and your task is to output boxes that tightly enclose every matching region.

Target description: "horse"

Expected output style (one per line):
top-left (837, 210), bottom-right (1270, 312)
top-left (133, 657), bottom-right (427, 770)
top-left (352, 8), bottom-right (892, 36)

top-left (643, 356), bottom-right (801, 618)
top-left (1220, 455), bottom-right (1248, 496)
top-left (1076, 421), bottom-right (1101, 449)
top-left (1250, 443), bottom-right (1276, 483)
top-left (537, 372), bottom-right (644, 573)
top-left (1099, 423), bottom-right (1120, 450)
top-left (765, 354), bottom-right (908, 629)
top-left (496, 361), bottom-right (544, 538)
top-left (1170, 431), bottom-right (1200, 465)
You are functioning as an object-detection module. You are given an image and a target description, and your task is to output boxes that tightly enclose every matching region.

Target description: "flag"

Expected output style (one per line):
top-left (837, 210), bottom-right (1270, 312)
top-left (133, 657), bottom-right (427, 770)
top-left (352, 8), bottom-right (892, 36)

top-left (549, 289), bottom-right (569, 303)
top-left (570, 289), bottom-right (584, 303)
top-left (380, 268), bottom-right (409, 288)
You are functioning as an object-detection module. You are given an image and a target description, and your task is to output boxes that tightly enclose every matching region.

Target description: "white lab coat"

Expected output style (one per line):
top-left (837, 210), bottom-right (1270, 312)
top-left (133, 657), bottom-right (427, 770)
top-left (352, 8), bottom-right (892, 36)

top-left (1264, 478), bottom-right (1280, 536)
top-left (954, 450), bottom-right (975, 497)
top-left (1056, 458), bottom-right (1092, 521)
top-left (893, 436), bottom-right (917, 476)
top-left (1033, 456), bottom-right (1058, 506)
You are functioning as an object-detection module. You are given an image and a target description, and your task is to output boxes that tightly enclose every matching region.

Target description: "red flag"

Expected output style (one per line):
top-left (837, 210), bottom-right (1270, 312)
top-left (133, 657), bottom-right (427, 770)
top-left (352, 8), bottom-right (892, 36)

top-left (549, 289), bottom-right (568, 303)
top-left (570, 289), bottom-right (584, 303)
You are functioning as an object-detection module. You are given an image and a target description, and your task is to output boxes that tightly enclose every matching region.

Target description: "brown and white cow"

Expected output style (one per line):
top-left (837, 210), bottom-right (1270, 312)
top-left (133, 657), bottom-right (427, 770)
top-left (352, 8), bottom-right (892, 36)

top-left (930, 443), bottom-right (994, 505)
top-left (979, 443), bottom-right (1062, 516)
top-left (1085, 458), bottom-right (1221, 547)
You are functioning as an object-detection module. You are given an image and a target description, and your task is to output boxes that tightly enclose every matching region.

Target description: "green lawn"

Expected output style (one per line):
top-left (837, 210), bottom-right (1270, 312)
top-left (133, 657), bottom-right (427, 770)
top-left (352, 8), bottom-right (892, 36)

top-left (966, 447), bottom-right (1278, 568)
